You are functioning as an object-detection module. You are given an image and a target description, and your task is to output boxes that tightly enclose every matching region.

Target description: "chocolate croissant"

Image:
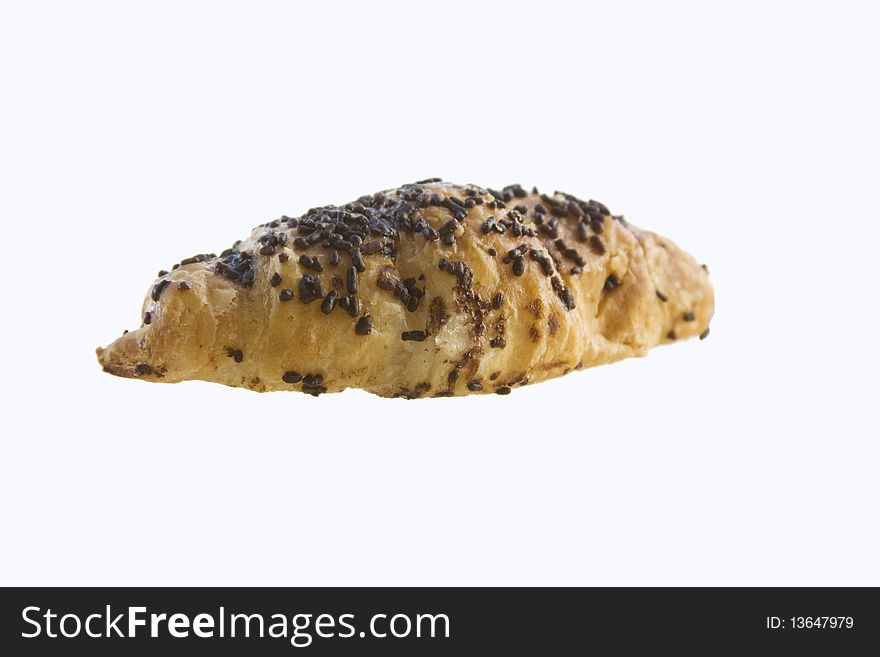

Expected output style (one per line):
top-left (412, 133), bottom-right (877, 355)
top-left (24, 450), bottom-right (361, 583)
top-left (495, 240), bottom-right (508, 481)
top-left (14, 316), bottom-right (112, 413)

top-left (97, 180), bottom-right (714, 398)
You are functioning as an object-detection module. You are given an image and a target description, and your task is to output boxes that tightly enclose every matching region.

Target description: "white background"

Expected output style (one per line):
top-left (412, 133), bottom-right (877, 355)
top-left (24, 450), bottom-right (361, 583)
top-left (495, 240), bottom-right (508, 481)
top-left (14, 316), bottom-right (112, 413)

top-left (1, 1), bottom-right (878, 586)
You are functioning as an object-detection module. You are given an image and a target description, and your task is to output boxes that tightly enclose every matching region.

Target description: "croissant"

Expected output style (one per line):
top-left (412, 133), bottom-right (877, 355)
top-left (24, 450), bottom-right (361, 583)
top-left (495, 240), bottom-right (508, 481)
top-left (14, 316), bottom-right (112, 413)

top-left (97, 180), bottom-right (714, 398)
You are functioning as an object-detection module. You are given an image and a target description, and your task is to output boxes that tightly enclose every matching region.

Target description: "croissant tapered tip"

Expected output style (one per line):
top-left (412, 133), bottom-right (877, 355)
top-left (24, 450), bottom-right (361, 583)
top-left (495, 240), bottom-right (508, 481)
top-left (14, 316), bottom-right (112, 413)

top-left (97, 329), bottom-right (164, 380)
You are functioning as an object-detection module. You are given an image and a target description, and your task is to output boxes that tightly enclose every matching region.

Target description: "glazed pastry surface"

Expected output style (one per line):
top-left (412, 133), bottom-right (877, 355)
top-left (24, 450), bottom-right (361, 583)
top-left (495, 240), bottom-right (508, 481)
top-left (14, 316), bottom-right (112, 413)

top-left (97, 180), bottom-right (714, 397)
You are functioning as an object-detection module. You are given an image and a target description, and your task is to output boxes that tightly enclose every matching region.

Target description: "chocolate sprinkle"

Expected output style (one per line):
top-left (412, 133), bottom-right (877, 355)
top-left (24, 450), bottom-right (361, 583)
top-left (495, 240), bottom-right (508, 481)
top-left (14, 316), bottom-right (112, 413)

top-left (496, 386), bottom-right (512, 395)
top-left (299, 254), bottom-right (323, 272)
top-left (604, 274), bottom-right (621, 291)
top-left (151, 279), bottom-right (170, 302)
top-left (530, 249), bottom-right (555, 276)
top-left (134, 364), bottom-right (152, 376)
top-left (438, 259), bottom-right (473, 289)
top-left (216, 250), bottom-right (255, 287)
top-left (683, 312), bottom-right (696, 322)
top-left (655, 290), bottom-right (668, 302)
top-left (282, 371), bottom-right (302, 384)
top-left (355, 315), bottom-right (373, 335)
top-left (321, 290), bottom-right (338, 314)
top-left (551, 276), bottom-right (576, 310)
top-left (401, 330), bottom-right (427, 342)
top-left (346, 266), bottom-right (358, 294)
top-left (279, 288), bottom-right (294, 301)
top-left (351, 249), bottom-right (365, 273)
top-left (438, 218), bottom-right (458, 234)
top-left (699, 327), bottom-right (710, 340)
top-left (269, 272), bottom-right (282, 287)
top-left (303, 374), bottom-right (323, 386)
top-left (362, 240), bottom-right (384, 256)
top-left (179, 253), bottom-right (216, 267)
top-left (226, 348), bottom-right (244, 363)
top-left (467, 381), bottom-right (483, 392)
top-left (298, 275), bottom-right (322, 304)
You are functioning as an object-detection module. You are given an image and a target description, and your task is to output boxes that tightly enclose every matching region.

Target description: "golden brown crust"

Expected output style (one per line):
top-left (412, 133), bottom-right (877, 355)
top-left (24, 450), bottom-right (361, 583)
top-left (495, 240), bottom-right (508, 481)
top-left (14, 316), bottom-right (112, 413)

top-left (97, 181), bottom-right (714, 397)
